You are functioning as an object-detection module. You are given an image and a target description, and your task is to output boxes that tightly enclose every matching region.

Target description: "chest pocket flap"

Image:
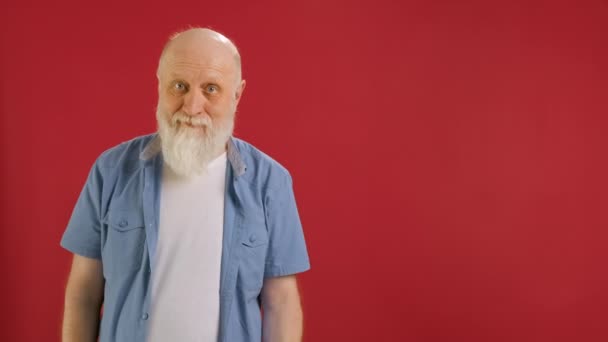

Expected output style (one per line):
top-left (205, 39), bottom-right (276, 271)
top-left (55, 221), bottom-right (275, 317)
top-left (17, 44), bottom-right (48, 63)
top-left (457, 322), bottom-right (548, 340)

top-left (242, 231), bottom-right (269, 247)
top-left (108, 209), bottom-right (145, 231)
top-left (103, 209), bottom-right (146, 276)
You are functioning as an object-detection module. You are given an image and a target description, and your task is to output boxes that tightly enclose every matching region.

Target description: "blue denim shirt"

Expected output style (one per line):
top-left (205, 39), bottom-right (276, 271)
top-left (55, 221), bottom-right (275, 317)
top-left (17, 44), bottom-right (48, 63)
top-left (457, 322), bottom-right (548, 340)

top-left (61, 134), bottom-right (311, 342)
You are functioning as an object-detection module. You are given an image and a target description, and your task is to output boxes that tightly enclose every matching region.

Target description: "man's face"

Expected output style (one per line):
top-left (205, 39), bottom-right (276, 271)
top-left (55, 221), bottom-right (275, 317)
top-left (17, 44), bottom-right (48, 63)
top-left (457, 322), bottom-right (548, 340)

top-left (156, 40), bottom-right (245, 177)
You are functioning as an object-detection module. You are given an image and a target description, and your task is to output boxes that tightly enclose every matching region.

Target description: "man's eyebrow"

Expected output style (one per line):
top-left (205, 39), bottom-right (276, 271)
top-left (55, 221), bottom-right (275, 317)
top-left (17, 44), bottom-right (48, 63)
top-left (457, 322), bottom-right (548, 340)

top-left (203, 77), bottom-right (223, 84)
top-left (167, 71), bottom-right (226, 84)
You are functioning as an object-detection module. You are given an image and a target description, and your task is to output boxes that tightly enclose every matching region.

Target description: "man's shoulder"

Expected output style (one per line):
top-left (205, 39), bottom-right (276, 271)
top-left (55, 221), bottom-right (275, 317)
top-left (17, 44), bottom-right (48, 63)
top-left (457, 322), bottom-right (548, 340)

top-left (95, 133), bottom-right (155, 169)
top-left (230, 137), bottom-right (293, 188)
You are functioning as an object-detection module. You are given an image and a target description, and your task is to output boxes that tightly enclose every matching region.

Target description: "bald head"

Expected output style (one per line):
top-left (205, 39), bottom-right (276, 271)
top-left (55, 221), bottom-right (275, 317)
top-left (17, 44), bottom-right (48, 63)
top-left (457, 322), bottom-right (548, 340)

top-left (157, 28), bottom-right (242, 83)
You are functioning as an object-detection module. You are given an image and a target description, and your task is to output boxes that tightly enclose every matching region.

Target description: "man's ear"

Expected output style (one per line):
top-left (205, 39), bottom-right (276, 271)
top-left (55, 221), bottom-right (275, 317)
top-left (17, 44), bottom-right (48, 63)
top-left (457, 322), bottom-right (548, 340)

top-left (235, 79), bottom-right (246, 104)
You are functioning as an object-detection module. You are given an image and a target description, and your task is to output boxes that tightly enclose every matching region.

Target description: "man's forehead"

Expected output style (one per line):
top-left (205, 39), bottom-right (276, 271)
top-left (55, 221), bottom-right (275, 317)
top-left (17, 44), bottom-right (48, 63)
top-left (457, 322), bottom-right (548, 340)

top-left (166, 50), bottom-right (226, 64)
top-left (165, 67), bottom-right (227, 82)
top-left (163, 46), bottom-right (235, 70)
top-left (163, 52), bottom-right (233, 74)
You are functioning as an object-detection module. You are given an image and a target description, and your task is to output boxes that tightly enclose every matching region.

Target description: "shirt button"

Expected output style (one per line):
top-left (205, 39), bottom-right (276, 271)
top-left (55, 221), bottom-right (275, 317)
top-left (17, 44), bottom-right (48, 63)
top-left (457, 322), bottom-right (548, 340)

top-left (141, 313), bottom-right (149, 320)
top-left (119, 220), bottom-right (128, 227)
top-left (249, 234), bottom-right (257, 243)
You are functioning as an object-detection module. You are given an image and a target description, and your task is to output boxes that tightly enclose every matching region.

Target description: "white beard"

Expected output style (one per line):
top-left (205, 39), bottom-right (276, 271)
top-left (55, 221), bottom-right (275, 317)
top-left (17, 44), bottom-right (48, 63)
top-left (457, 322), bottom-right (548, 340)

top-left (156, 108), bottom-right (234, 177)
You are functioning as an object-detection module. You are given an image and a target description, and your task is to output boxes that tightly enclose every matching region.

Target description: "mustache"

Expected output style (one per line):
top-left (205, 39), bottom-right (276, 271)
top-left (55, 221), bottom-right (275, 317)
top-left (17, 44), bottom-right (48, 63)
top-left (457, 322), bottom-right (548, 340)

top-left (171, 112), bottom-right (212, 127)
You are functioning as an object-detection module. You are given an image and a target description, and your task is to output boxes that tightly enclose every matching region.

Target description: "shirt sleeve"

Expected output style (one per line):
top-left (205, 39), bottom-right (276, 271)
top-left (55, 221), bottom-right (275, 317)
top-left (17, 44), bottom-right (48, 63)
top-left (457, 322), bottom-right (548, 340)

top-left (60, 160), bottom-right (103, 259)
top-left (264, 173), bottom-right (311, 278)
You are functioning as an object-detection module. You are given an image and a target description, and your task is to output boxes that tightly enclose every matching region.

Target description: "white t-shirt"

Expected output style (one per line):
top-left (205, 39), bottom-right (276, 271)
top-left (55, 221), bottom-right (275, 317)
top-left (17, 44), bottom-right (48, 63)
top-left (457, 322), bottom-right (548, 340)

top-left (147, 152), bottom-right (227, 342)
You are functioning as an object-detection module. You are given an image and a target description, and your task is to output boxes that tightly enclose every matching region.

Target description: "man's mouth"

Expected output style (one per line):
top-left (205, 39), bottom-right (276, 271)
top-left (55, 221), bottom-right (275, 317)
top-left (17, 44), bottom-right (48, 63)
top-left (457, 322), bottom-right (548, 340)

top-left (176, 122), bottom-right (207, 132)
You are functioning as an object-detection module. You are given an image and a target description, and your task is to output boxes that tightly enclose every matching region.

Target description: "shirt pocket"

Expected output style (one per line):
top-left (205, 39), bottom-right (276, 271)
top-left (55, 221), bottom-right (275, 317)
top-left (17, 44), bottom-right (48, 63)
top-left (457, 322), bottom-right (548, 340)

top-left (238, 229), bottom-right (269, 291)
top-left (103, 209), bottom-right (146, 277)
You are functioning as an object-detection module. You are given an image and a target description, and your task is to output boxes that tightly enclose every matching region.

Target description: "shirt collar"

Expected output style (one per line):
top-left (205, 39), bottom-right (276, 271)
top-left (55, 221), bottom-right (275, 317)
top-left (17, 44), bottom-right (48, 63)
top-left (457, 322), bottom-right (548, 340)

top-left (139, 134), bottom-right (246, 177)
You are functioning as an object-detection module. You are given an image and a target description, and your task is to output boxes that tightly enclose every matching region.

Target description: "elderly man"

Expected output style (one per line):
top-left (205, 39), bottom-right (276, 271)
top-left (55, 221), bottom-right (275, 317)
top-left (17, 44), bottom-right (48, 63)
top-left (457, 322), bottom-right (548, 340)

top-left (60, 28), bottom-right (310, 342)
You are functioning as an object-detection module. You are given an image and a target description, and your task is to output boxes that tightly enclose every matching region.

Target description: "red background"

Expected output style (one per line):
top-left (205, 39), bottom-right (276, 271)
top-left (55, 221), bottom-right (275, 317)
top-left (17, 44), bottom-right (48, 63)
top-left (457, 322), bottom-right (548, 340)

top-left (1, 0), bottom-right (607, 341)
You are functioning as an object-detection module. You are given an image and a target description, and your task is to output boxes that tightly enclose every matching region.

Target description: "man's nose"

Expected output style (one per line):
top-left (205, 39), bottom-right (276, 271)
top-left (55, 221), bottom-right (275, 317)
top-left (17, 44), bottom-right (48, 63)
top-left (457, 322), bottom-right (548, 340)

top-left (182, 90), bottom-right (205, 116)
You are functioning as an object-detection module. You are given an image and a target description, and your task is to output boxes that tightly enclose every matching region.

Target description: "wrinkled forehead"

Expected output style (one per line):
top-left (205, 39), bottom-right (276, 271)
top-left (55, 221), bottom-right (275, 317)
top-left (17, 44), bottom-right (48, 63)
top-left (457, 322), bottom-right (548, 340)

top-left (160, 51), bottom-right (237, 85)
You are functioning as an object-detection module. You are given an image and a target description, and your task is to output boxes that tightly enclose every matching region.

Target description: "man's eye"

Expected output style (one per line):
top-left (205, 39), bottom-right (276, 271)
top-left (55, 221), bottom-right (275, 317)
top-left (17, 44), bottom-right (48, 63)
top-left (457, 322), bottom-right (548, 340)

top-left (206, 85), bottom-right (218, 93)
top-left (173, 82), bottom-right (187, 92)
